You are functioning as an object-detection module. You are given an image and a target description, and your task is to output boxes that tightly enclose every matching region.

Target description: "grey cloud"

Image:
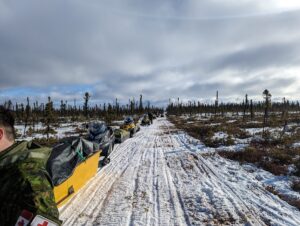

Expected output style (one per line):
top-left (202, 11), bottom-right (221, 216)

top-left (210, 41), bottom-right (300, 72)
top-left (181, 76), bottom-right (297, 100)
top-left (1, 0), bottom-right (300, 104)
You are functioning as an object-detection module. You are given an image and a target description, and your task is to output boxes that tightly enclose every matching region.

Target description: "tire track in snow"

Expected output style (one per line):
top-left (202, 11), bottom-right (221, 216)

top-left (196, 156), bottom-right (263, 225)
top-left (126, 134), bottom-right (156, 226)
top-left (209, 155), bottom-right (300, 226)
top-left (81, 133), bottom-right (148, 225)
top-left (93, 140), bottom-right (146, 225)
top-left (177, 136), bottom-right (264, 225)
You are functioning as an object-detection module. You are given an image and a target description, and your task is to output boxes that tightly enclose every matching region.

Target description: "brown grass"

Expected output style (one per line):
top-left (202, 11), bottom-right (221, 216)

top-left (292, 180), bottom-right (300, 192)
top-left (33, 137), bottom-right (60, 147)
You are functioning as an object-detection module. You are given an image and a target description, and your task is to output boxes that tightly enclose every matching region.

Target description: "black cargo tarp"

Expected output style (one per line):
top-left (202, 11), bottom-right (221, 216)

top-left (47, 137), bottom-right (100, 186)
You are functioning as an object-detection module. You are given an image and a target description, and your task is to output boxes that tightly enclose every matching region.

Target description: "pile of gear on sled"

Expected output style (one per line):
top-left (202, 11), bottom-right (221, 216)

top-left (47, 113), bottom-right (158, 207)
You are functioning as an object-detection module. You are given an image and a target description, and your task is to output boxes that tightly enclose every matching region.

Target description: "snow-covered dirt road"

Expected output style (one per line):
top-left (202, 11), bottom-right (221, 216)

top-left (60, 118), bottom-right (300, 226)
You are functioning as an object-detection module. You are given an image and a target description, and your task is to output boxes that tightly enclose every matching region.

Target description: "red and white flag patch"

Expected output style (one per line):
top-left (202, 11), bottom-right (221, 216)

top-left (15, 210), bottom-right (33, 226)
top-left (30, 215), bottom-right (58, 226)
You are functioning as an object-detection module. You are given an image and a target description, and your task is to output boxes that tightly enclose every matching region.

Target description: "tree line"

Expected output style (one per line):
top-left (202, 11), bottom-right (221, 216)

top-left (167, 89), bottom-right (300, 138)
top-left (167, 89), bottom-right (299, 121)
top-left (2, 93), bottom-right (163, 138)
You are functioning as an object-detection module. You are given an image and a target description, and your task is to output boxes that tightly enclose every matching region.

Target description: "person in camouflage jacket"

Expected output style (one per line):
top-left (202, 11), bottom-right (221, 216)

top-left (0, 106), bottom-right (61, 226)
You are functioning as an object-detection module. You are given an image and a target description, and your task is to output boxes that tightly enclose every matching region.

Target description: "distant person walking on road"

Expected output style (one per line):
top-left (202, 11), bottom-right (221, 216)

top-left (0, 106), bottom-right (61, 226)
top-left (148, 112), bottom-right (153, 124)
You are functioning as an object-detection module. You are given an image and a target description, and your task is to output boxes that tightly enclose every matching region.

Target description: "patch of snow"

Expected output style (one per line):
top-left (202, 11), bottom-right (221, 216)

top-left (216, 144), bottom-right (248, 152)
top-left (292, 142), bottom-right (300, 148)
top-left (244, 127), bottom-right (282, 135)
top-left (186, 121), bottom-right (194, 124)
top-left (212, 131), bottom-right (228, 140)
top-left (15, 122), bottom-right (83, 141)
top-left (288, 164), bottom-right (297, 175)
top-left (226, 120), bottom-right (237, 123)
top-left (243, 164), bottom-right (300, 200)
top-left (234, 137), bottom-right (252, 144)
top-left (246, 121), bottom-right (261, 124)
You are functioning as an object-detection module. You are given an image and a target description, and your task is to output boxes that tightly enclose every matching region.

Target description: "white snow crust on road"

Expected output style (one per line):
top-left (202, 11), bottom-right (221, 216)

top-left (60, 118), bottom-right (300, 226)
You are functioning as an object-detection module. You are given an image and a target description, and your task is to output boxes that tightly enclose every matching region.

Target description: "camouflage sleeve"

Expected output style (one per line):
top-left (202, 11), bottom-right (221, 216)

top-left (19, 162), bottom-right (62, 225)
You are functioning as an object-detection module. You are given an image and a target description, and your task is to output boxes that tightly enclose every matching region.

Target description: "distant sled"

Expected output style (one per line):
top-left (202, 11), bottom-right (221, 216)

top-left (114, 116), bottom-right (140, 143)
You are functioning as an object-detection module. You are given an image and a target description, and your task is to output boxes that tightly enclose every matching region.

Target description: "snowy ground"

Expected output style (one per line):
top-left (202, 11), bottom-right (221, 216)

top-left (15, 122), bottom-right (84, 140)
top-left (60, 118), bottom-right (300, 226)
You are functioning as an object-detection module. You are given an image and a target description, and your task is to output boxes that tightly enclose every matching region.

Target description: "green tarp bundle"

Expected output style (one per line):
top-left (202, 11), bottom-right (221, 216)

top-left (47, 137), bottom-right (100, 186)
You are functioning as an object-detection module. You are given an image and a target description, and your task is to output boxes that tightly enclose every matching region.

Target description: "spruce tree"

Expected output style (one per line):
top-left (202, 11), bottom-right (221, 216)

top-left (24, 97), bottom-right (31, 137)
top-left (262, 89), bottom-right (272, 136)
top-left (44, 96), bottom-right (54, 140)
top-left (83, 92), bottom-right (90, 119)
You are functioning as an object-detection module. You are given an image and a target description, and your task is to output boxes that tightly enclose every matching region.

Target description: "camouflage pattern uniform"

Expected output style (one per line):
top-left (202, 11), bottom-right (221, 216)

top-left (0, 141), bottom-right (62, 226)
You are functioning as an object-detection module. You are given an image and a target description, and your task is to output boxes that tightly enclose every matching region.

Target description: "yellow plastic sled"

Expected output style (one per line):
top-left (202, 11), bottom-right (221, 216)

top-left (53, 151), bottom-right (101, 207)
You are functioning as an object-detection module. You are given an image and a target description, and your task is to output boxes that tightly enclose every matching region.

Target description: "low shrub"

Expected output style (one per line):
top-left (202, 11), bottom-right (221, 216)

top-left (219, 147), bottom-right (263, 163)
top-left (261, 161), bottom-right (288, 176)
top-left (294, 161), bottom-right (300, 177)
top-left (33, 137), bottom-right (59, 147)
top-left (292, 180), bottom-right (300, 192)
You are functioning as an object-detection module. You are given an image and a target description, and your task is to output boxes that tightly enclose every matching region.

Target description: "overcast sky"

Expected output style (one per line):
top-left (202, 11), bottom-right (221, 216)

top-left (1, 0), bottom-right (300, 105)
